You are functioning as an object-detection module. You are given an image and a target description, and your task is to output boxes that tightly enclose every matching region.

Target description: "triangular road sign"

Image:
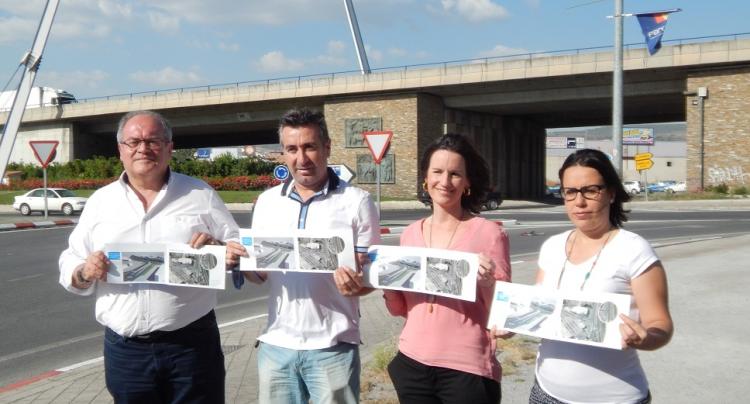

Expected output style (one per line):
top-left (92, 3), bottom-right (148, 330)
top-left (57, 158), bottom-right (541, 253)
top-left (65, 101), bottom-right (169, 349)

top-left (29, 140), bottom-right (59, 168)
top-left (363, 131), bottom-right (392, 164)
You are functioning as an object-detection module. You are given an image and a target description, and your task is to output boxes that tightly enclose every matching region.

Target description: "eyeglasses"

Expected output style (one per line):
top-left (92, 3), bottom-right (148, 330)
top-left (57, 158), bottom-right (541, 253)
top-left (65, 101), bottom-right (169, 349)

top-left (119, 138), bottom-right (168, 150)
top-left (561, 184), bottom-right (607, 201)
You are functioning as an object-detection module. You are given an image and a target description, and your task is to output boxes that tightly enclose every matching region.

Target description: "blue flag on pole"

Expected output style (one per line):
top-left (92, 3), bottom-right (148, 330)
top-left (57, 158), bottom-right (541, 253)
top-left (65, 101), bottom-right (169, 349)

top-left (635, 9), bottom-right (681, 55)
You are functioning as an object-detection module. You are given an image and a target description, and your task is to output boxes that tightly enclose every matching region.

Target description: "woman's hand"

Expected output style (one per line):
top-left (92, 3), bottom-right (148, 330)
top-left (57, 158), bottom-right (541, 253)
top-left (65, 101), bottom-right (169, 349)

top-left (477, 253), bottom-right (496, 288)
top-left (490, 325), bottom-right (515, 340)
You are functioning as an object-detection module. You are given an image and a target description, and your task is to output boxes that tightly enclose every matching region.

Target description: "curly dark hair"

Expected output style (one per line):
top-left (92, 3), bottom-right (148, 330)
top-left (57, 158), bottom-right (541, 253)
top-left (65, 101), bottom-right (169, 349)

top-left (419, 134), bottom-right (490, 214)
top-left (558, 148), bottom-right (631, 227)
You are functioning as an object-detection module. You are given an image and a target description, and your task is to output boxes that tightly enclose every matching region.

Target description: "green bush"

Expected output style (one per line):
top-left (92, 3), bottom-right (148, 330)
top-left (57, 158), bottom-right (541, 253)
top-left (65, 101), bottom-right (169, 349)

top-left (9, 153), bottom-right (276, 182)
top-left (706, 183), bottom-right (729, 194)
top-left (732, 185), bottom-right (748, 195)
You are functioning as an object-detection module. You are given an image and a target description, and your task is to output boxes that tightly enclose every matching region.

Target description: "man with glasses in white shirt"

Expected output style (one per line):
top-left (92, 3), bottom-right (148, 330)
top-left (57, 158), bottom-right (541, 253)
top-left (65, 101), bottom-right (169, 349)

top-left (59, 110), bottom-right (238, 403)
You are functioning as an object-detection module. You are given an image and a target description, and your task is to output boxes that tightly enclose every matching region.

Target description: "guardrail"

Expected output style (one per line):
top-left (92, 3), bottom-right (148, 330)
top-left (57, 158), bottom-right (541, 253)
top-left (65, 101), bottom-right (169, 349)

top-left (74, 32), bottom-right (750, 104)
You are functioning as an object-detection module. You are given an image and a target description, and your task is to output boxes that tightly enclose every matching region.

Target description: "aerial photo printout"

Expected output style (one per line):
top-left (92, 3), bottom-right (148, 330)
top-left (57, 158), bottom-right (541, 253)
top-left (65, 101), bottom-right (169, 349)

top-left (105, 243), bottom-right (226, 290)
top-left (238, 229), bottom-right (355, 273)
top-left (366, 245), bottom-right (478, 301)
top-left (487, 282), bottom-right (631, 349)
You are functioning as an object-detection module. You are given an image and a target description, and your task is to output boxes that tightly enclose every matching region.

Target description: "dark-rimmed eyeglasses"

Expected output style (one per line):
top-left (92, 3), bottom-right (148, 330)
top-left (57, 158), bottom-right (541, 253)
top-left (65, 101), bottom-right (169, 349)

top-left (561, 184), bottom-right (606, 201)
top-left (119, 138), bottom-right (168, 150)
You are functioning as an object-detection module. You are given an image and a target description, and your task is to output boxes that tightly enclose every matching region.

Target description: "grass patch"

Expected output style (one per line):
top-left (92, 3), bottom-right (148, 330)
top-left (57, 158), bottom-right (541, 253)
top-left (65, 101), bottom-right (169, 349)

top-left (0, 189), bottom-right (262, 205)
top-left (496, 335), bottom-right (539, 377)
top-left (360, 338), bottom-right (399, 404)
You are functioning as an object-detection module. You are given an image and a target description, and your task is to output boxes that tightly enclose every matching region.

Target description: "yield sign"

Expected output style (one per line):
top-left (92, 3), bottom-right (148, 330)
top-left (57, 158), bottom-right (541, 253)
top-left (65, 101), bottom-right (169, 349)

top-left (29, 141), bottom-right (59, 168)
top-left (363, 131), bottom-right (392, 164)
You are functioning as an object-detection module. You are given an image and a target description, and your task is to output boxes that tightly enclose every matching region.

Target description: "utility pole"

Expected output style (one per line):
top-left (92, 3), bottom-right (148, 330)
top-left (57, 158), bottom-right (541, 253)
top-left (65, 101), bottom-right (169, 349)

top-left (344, 0), bottom-right (371, 75)
top-left (612, 0), bottom-right (624, 178)
top-left (0, 0), bottom-right (60, 181)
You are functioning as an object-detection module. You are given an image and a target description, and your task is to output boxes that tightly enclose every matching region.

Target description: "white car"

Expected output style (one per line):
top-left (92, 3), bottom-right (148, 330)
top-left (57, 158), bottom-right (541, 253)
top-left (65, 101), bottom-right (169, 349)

top-left (622, 181), bottom-right (642, 195)
top-left (665, 181), bottom-right (687, 194)
top-left (12, 188), bottom-right (87, 216)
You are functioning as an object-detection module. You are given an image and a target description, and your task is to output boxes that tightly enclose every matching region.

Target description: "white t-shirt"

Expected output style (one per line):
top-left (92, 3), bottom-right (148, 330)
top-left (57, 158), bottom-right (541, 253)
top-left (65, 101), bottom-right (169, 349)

top-left (251, 174), bottom-right (380, 350)
top-left (535, 229), bottom-right (659, 403)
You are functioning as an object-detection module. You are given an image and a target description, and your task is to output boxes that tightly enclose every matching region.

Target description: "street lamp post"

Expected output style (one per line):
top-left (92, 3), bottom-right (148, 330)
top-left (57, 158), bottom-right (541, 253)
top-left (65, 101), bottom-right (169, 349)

top-left (612, 0), bottom-right (624, 178)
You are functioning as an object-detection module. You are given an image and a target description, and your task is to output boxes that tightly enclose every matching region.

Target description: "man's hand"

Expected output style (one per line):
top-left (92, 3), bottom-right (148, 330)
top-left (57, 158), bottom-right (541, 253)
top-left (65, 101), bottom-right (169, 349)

top-left (75, 251), bottom-right (109, 288)
top-left (189, 232), bottom-right (222, 248)
top-left (334, 266), bottom-right (368, 296)
top-left (225, 241), bottom-right (248, 268)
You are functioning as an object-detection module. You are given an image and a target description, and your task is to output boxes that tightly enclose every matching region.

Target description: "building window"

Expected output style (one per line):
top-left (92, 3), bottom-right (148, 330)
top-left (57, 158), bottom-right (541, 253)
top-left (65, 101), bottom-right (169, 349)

top-left (666, 161), bottom-right (672, 167)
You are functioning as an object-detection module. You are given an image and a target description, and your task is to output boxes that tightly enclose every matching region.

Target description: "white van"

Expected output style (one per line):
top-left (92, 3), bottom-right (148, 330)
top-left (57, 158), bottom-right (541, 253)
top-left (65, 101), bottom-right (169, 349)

top-left (0, 86), bottom-right (76, 111)
top-left (623, 181), bottom-right (641, 195)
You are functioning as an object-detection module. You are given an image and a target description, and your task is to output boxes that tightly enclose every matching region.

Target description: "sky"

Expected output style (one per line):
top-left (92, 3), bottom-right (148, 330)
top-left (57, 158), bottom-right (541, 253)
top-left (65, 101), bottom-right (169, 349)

top-left (0, 0), bottom-right (748, 100)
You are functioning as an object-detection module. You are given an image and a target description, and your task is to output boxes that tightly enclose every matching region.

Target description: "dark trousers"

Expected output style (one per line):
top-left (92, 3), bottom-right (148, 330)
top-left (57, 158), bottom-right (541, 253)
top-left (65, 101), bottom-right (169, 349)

top-left (387, 351), bottom-right (501, 404)
top-left (103, 310), bottom-right (225, 404)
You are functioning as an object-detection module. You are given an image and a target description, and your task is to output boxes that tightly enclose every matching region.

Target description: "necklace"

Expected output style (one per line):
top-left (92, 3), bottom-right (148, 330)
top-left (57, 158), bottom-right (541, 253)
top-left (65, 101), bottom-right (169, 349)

top-left (426, 213), bottom-right (463, 313)
top-left (556, 229), bottom-right (613, 291)
top-left (428, 214), bottom-right (462, 250)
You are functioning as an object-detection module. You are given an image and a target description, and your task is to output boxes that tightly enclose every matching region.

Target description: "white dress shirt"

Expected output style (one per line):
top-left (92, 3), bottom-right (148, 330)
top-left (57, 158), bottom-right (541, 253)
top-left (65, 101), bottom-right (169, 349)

top-left (251, 172), bottom-right (380, 350)
top-left (59, 171), bottom-right (239, 337)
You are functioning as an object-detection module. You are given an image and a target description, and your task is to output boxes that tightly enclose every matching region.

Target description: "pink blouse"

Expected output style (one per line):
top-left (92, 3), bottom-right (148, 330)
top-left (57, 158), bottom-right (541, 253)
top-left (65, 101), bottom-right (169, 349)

top-left (383, 216), bottom-right (511, 381)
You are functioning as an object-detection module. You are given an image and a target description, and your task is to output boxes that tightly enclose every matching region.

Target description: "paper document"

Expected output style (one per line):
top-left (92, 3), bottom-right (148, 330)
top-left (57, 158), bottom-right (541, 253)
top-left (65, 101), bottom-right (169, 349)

top-left (105, 243), bottom-right (226, 290)
top-left (366, 245), bottom-right (479, 302)
top-left (487, 281), bottom-right (631, 349)
top-left (238, 229), bottom-right (356, 273)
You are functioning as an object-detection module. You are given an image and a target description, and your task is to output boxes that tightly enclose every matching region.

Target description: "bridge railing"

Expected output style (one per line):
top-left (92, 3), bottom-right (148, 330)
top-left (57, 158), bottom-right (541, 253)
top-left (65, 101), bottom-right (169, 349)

top-left (74, 32), bottom-right (750, 104)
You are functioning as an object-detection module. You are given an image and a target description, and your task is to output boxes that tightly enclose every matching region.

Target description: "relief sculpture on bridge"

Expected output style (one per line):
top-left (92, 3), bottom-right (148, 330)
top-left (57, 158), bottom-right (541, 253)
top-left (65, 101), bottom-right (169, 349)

top-left (345, 117), bottom-right (382, 148)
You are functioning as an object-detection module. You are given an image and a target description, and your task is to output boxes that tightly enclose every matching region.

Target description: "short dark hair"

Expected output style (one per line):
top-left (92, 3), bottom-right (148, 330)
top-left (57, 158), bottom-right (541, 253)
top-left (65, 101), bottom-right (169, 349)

top-left (419, 134), bottom-right (490, 214)
top-left (277, 107), bottom-right (329, 144)
top-left (116, 110), bottom-right (172, 143)
top-left (558, 148), bottom-right (631, 227)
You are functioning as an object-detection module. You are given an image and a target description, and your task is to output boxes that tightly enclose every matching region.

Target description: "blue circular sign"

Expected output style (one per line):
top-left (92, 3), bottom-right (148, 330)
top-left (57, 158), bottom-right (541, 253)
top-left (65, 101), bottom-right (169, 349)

top-left (273, 165), bottom-right (289, 181)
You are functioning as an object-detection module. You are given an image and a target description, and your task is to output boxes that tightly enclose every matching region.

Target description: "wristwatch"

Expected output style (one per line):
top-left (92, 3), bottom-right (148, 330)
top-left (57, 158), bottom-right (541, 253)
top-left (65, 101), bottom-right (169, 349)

top-left (75, 267), bottom-right (93, 287)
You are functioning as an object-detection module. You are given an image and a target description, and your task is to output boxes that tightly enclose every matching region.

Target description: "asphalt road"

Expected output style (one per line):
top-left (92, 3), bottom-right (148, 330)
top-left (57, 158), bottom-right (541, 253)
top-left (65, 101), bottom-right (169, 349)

top-left (1, 207), bottom-right (749, 388)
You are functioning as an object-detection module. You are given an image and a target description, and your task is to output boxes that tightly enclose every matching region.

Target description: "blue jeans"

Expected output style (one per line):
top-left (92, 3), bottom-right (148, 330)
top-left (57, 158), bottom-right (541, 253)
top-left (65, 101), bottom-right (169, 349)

top-left (103, 311), bottom-right (225, 403)
top-left (257, 341), bottom-right (360, 404)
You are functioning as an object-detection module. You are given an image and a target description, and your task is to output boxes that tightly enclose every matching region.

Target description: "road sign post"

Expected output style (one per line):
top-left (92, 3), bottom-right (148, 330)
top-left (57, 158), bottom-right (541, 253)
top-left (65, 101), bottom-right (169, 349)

top-left (363, 131), bottom-right (393, 216)
top-left (29, 141), bottom-right (58, 219)
top-left (633, 152), bottom-right (653, 201)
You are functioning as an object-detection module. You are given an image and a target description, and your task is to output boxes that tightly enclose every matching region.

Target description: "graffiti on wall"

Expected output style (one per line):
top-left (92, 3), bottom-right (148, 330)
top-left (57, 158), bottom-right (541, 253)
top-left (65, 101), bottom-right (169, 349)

top-left (708, 165), bottom-right (749, 185)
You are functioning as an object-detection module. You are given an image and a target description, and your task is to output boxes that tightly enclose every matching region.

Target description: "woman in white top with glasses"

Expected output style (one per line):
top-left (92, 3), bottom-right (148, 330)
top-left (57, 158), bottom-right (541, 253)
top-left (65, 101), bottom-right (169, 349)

top-left (531, 149), bottom-right (673, 404)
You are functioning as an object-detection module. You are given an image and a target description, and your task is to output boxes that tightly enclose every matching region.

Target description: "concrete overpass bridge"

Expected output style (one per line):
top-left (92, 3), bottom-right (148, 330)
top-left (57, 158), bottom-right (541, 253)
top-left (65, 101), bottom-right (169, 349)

top-left (5, 34), bottom-right (749, 199)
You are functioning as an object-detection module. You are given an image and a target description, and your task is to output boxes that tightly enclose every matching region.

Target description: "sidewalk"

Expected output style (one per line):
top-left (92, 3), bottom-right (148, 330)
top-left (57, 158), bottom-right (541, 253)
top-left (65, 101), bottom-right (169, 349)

top-left (1, 233), bottom-right (748, 403)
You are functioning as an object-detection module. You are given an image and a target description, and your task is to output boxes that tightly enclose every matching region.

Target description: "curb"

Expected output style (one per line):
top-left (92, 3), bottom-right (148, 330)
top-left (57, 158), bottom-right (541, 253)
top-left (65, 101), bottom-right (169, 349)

top-left (0, 219), bottom-right (77, 231)
top-left (378, 219), bottom-right (517, 235)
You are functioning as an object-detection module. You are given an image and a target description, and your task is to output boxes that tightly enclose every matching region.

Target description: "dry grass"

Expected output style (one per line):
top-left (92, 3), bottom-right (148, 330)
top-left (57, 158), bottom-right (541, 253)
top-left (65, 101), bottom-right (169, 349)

top-left (360, 339), bottom-right (399, 404)
top-left (496, 335), bottom-right (539, 377)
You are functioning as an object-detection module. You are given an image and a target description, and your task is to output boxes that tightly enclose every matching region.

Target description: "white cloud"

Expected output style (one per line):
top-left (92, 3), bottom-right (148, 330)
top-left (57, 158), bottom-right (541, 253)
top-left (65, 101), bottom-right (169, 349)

top-left (148, 11), bottom-right (180, 34)
top-left (255, 51), bottom-right (305, 73)
top-left (478, 44), bottom-right (530, 58)
top-left (441, 0), bottom-right (509, 22)
top-left (0, 16), bottom-right (36, 43)
top-left (327, 40), bottom-right (346, 54)
top-left (388, 48), bottom-right (408, 57)
top-left (365, 45), bottom-right (384, 64)
top-left (36, 70), bottom-right (111, 95)
top-left (218, 42), bottom-right (240, 52)
top-left (129, 67), bottom-right (203, 87)
top-left (97, 0), bottom-right (132, 18)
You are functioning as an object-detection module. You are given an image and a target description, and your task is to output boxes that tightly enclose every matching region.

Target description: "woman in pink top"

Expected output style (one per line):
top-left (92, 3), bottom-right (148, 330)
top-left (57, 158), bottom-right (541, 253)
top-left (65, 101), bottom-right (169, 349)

top-left (384, 134), bottom-right (511, 404)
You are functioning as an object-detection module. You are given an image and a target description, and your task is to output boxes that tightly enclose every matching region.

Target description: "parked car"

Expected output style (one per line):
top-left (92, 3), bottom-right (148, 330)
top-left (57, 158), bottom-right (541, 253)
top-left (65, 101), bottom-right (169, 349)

top-left (418, 189), bottom-right (503, 210)
top-left (622, 181), bottom-right (642, 195)
top-left (665, 181), bottom-right (687, 193)
top-left (646, 181), bottom-right (672, 193)
top-left (546, 184), bottom-right (561, 198)
top-left (12, 188), bottom-right (87, 216)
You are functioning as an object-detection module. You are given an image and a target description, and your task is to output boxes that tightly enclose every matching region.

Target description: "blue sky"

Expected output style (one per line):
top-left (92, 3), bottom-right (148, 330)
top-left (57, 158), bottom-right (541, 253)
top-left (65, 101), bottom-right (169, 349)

top-left (0, 0), bottom-right (747, 100)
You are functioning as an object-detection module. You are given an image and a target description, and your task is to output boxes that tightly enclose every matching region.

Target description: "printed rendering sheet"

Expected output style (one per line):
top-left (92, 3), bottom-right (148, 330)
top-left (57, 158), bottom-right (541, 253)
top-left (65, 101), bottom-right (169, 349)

top-left (238, 229), bottom-right (355, 273)
top-left (105, 243), bottom-right (226, 290)
top-left (365, 245), bottom-right (479, 302)
top-left (487, 281), bottom-right (631, 350)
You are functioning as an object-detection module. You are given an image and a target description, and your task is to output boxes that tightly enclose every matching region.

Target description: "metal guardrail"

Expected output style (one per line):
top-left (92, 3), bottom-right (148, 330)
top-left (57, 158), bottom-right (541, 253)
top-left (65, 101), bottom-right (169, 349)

top-left (74, 32), bottom-right (750, 104)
